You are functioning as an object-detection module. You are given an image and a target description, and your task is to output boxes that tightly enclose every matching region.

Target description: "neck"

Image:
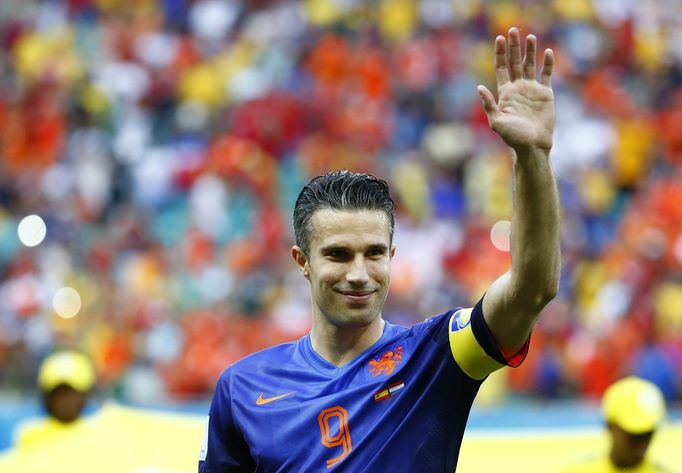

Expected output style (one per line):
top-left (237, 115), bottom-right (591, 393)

top-left (310, 316), bottom-right (385, 367)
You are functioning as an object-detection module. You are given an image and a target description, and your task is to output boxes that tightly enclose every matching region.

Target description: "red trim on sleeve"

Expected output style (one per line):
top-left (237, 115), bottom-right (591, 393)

top-left (470, 297), bottom-right (531, 368)
top-left (500, 336), bottom-right (530, 368)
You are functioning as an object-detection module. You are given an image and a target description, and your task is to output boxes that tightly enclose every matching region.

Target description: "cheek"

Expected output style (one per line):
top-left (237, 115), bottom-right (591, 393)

top-left (310, 266), bottom-right (340, 289)
top-left (370, 261), bottom-right (391, 281)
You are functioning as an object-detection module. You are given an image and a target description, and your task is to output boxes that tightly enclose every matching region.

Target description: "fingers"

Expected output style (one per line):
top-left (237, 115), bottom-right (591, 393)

top-left (540, 48), bottom-right (554, 87)
top-left (523, 34), bottom-right (536, 80)
top-left (508, 27), bottom-right (523, 81)
top-left (494, 35), bottom-right (510, 86)
top-left (477, 85), bottom-right (499, 120)
top-left (493, 28), bottom-right (554, 91)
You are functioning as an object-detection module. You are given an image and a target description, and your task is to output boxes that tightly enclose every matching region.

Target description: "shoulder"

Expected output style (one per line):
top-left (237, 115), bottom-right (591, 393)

top-left (373, 310), bottom-right (454, 356)
top-left (650, 461), bottom-right (677, 473)
top-left (561, 457), bottom-right (604, 473)
top-left (14, 417), bottom-right (74, 450)
top-left (400, 309), bottom-right (457, 340)
top-left (217, 340), bottom-right (299, 384)
top-left (13, 417), bottom-right (47, 448)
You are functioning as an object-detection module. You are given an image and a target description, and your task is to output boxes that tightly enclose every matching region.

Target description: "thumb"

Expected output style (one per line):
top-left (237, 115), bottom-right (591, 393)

top-left (476, 85), bottom-right (498, 118)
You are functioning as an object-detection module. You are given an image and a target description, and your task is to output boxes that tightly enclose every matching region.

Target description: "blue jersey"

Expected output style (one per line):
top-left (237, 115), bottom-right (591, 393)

top-left (199, 301), bottom-right (525, 472)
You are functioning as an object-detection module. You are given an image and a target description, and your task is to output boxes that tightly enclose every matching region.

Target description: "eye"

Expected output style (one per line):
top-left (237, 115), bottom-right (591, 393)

top-left (366, 247), bottom-right (386, 258)
top-left (326, 249), bottom-right (350, 260)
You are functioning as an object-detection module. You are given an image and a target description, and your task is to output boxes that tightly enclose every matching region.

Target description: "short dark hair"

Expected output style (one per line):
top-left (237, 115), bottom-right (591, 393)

top-left (293, 171), bottom-right (395, 256)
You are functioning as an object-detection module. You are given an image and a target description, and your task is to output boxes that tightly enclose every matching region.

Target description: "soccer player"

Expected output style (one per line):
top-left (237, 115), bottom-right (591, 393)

top-left (199, 27), bottom-right (560, 472)
top-left (564, 377), bottom-right (670, 473)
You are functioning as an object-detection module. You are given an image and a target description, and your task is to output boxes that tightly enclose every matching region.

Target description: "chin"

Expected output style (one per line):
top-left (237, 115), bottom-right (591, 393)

top-left (328, 309), bottom-right (380, 329)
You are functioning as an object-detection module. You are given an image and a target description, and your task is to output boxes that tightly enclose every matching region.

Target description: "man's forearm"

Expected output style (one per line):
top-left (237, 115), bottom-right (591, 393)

top-left (481, 147), bottom-right (560, 353)
top-left (508, 146), bottom-right (561, 308)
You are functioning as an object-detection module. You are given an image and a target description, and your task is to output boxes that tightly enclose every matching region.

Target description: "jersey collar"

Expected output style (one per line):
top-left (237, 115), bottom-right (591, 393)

top-left (299, 321), bottom-right (402, 376)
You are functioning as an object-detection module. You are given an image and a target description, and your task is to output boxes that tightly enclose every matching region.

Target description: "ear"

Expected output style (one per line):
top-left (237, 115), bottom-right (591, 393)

top-left (291, 245), bottom-right (310, 280)
top-left (390, 245), bottom-right (396, 259)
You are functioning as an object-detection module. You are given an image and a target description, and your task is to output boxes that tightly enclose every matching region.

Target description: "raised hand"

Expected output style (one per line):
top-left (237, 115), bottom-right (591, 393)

top-left (477, 27), bottom-right (555, 154)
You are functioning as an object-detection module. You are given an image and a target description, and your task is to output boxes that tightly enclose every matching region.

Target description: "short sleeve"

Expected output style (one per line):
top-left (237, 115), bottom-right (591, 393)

top-left (448, 298), bottom-right (530, 380)
top-left (199, 370), bottom-right (255, 473)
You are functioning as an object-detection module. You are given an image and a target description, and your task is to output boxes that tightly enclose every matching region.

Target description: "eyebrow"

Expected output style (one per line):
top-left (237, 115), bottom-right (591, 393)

top-left (366, 244), bottom-right (389, 253)
top-left (319, 243), bottom-right (389, 254)
top-left (319, 245), bottom-right (349, 254)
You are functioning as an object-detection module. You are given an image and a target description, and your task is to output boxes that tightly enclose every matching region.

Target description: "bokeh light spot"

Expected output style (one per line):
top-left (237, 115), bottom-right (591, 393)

top-left (490, 220), bottom-right (511, 252)
top-left (17, 215), bottom-right (47, 247)
top-left (53, 287), bottom-right (82, 319)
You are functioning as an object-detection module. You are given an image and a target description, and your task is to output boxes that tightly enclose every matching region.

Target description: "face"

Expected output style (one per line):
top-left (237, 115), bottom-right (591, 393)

top-left (45, 384), bottom-right (88, 423)
top-left (608, 423), bottom-right (654, 469)
top-left (292, 209), bottom-right (395, 330)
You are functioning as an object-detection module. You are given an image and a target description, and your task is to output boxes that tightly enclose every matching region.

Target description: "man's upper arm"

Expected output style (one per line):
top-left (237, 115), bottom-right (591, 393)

top-left (481, 270), bottom-right (551, 355)
top-left (199, 370), bottom-right (254, 473)
top-left (448, 299), bottom-right (529, 380)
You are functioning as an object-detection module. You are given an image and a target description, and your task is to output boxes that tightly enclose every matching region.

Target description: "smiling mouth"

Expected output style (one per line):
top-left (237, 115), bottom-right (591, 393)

top-left (338, 290), bottom-right (375, 303)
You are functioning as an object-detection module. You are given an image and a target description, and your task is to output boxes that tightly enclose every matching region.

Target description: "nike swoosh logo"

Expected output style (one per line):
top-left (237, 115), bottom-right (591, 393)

top-left (256, 391), bottom-right (296, 406)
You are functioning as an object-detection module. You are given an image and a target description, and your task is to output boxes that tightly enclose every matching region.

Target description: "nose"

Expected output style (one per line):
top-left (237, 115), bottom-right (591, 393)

top-left (346, 255), bottom-right (370, 286)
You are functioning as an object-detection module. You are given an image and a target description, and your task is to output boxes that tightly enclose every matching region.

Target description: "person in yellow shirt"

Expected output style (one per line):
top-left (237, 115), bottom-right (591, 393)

top-left (565, 377), bottom-right (671, 473)
top-left (13, 350), bottom-right (96, 449)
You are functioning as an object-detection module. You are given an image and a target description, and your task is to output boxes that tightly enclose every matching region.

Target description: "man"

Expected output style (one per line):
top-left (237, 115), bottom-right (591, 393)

top-left (14, 350), bottom-right (96, 449)
top-left (564, 377), bottom-right (670, 473)
top-left (200, 27), bottom-right (560, 472)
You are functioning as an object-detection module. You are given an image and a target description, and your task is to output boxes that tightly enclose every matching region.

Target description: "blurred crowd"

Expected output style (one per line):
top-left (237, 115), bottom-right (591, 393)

top-left (0, 0), bottom-right (681, 403)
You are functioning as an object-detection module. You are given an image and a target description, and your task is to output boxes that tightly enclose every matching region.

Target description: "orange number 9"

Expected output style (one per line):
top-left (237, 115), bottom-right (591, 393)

top-left (317, 406), bottom-right (353, 468)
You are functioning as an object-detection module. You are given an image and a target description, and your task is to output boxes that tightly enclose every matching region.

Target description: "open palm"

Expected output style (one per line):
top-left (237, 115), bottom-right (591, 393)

top-left (478, 28), bottom-right (555, 153)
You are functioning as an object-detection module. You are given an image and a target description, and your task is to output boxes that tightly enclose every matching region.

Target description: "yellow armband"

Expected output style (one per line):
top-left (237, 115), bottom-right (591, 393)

top-left (448, 309), bottom-right (506, 381)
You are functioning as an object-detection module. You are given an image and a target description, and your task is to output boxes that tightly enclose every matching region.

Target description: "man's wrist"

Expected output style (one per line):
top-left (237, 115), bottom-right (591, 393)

top-left (512, 145), bottom-right (551, 163)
